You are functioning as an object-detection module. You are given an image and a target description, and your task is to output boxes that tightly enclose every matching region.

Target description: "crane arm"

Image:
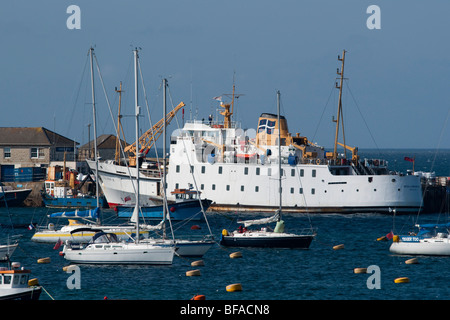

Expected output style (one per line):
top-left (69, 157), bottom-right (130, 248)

top-left (124, 102), bottom-right (185, 155)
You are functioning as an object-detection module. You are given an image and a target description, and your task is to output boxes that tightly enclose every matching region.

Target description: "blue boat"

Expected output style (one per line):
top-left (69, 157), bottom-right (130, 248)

top-left (41, 179), bottom-right (106, 209)
top-left (116, 189), bottom-right (211, 221)
top-left (41, 192), bottom-right (106, 209)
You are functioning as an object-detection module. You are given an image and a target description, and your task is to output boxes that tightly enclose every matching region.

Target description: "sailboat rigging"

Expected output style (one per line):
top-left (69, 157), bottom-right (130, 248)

top-left (219, 90), bottom-right (316, 248)
top-left (62, 48), bottom-right (175, 264)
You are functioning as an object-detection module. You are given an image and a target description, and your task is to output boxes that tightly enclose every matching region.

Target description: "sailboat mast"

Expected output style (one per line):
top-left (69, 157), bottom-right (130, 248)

top-left (333, 49), bottom-right (346, 160)
top-left (162, 78), bottom-right (167, 238)
top-left (134, 48), bottom-right (140, 243)
top-left (89, 47), bottom-right (100, 217)
top-left (277, 90), bottom-right (282, 214)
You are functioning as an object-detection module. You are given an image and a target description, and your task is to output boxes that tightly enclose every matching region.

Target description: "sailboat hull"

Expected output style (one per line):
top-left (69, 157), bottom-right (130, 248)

top-left (116, 199), bottom-right (212, 221)
top-left (62, 243), bottom-right (175, 265)
top-left (220, 233), bottom-right (314, 249)
top-left (390, 237), bottom-right (450, 256)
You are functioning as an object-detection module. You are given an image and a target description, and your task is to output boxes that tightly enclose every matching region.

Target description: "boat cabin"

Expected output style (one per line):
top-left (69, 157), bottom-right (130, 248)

top-left (170, 188), bottom-right (200, 201)
top-left (0, 262), bottom-right (33, 290)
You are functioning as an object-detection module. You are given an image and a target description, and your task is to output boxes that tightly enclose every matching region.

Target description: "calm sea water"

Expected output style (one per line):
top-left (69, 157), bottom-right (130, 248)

top-left (1, 149), bottom-right (449, 303)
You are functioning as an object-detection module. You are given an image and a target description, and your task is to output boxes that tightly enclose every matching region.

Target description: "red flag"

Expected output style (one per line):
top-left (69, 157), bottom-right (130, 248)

top-left (53, 239), bottom-right (62, 250)
top-left (386, 231), bottom-right (394, 240)
top-left (404, 157), bottom-right (414, 162)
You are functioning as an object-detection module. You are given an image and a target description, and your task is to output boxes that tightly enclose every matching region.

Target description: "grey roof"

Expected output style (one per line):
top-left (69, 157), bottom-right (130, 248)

top-left (79, 134), bottom-right (129, 150)
top-left (0, 127), bottom-right (77, 146)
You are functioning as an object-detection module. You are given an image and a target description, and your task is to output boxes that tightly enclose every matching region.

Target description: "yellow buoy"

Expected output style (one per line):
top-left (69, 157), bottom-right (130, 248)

top-left (353, 268), bottom-right (367, 274)
top-left (28, 278), bottom-right (39, 287)
top-left (333, 244), bottom-right (344, 250)
top-left (229, 251), bottom-right (243, 259)
top-left (393, 235), bottom-right (400, 242)
top-left (222, 229), bottom-right (229, 236)
top-left (394, 277), bottom-right (410, 284)
top-left (191, 260), bottom-right (205, 267)
top-left (186, 269), bottom-right (201, 277)
top-left (226, 283), bottom-right (242, 292)
top-left (405, 258), bottom-right (419, 265)
top-left (37, 257), bottom-right (50, 264)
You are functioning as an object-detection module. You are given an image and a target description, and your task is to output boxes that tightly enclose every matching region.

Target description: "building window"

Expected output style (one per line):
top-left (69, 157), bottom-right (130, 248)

top-left (290, 187), bottom-right (294, 194)
top-left (311, 188), bottom-right (315, 195)
top-left (299, 188), bottom-right (303, 194)
top-left (31, 147), bottom-right (44, 159)
top-left (176, 165), bottom-right (180, 173)
top-left (312, 169), bottom-right (316, 177)
top-left (241, 185), bottom-right (244, 192)
top-left (212, 184), bottom-right (216, 190)
top-left (201, 166), bottom-right (206, 174)
top-left (300, 169), bottom-right (304, 177)
top-left (244, 167), bottom-right (248, 175)
top-left (291, 169), bottom-right (295, 177)
top-left (4, 147), bottom-right (11, 159)
top-left (218, 166), bottom-right (223, 174)
top-left (255, 186), bottom-right (259, 192)
top-left (226, 185), bottom-right (230, 191)
top-left (268, 168), bottom-right (272, 176)
top-left (200, 184), bottom-right (204, 190)
top-left (175, 183), bottom-right (179, 189)
top-left (256, 168), bottom-right (260, 175)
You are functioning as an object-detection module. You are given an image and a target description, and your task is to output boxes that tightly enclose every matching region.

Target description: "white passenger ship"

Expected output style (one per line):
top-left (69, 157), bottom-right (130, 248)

top-left (89, 51), bottom-right (423, 214)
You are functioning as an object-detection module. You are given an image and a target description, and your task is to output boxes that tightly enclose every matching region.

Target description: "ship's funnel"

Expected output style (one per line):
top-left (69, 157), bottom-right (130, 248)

top-left (256, 113), bottom-right (290, 146)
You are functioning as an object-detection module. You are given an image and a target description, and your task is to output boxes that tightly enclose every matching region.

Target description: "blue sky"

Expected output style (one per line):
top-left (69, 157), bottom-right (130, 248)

top-left (1, 1), bottom-right (449, 150)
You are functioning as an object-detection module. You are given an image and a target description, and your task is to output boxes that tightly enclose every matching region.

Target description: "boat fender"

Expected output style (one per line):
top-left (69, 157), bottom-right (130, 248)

top-left (405, 258), bottom-right (419, 265)
top-left (393, 235), bottom-right (399, 242)
top-left (170, 206), bottom-right (176, 212)
top-left (229, 251), bottom-right (242, 259)
top-left (222, 229), bottom-right (229, 236)
top-left (28, 278), bottom-right (39, 287)
top-left (191, 294), bottom-right (206, 300)
top-left (333, 244), bottom-right (345, 250)
top-left (191, 260), bottom-right (204, 267)
top-left (186, 269), bottom-right (201, 276)
top-left (226, 283), bottom-right (242, 292)
top-left (353, 268), bottom-right (367, 274)
top-left (37, 257), bottom-right (51, 264)
top-left (394, 277), bottom-right (409, 284)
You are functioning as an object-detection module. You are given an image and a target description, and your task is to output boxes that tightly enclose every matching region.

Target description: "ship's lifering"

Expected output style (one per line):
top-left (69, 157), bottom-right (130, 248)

top-left (373, 160), bottom-right (379, 166)
top-left (316, 159), bottom-right (321, 165)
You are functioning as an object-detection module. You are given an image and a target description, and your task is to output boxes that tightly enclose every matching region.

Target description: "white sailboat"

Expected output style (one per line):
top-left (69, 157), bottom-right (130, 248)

top-left (62, 48), bottom-right (175, 265)
top-left (220, 91), bottom-right (316, 248)
top-left (31, 208), bottom-right (146, 243)
top-left (389, 222), bottom-right (450, 256)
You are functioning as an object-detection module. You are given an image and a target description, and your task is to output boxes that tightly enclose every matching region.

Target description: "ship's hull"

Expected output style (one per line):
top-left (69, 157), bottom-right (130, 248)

top-left (89, 160), bottom-right (423, 214)
top-left (0, 189), bottom-right (32, 207)
top-left (87, 160), bottom-right (162, 208)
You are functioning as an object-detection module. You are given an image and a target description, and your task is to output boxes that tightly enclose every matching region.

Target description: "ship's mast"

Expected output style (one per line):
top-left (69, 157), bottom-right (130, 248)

top-left (333, 50), bottom-right (347, 160)
top-left (114, 82), bottom-right (126, 164)
top-left (277, 90), bottom-right (282, 215)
